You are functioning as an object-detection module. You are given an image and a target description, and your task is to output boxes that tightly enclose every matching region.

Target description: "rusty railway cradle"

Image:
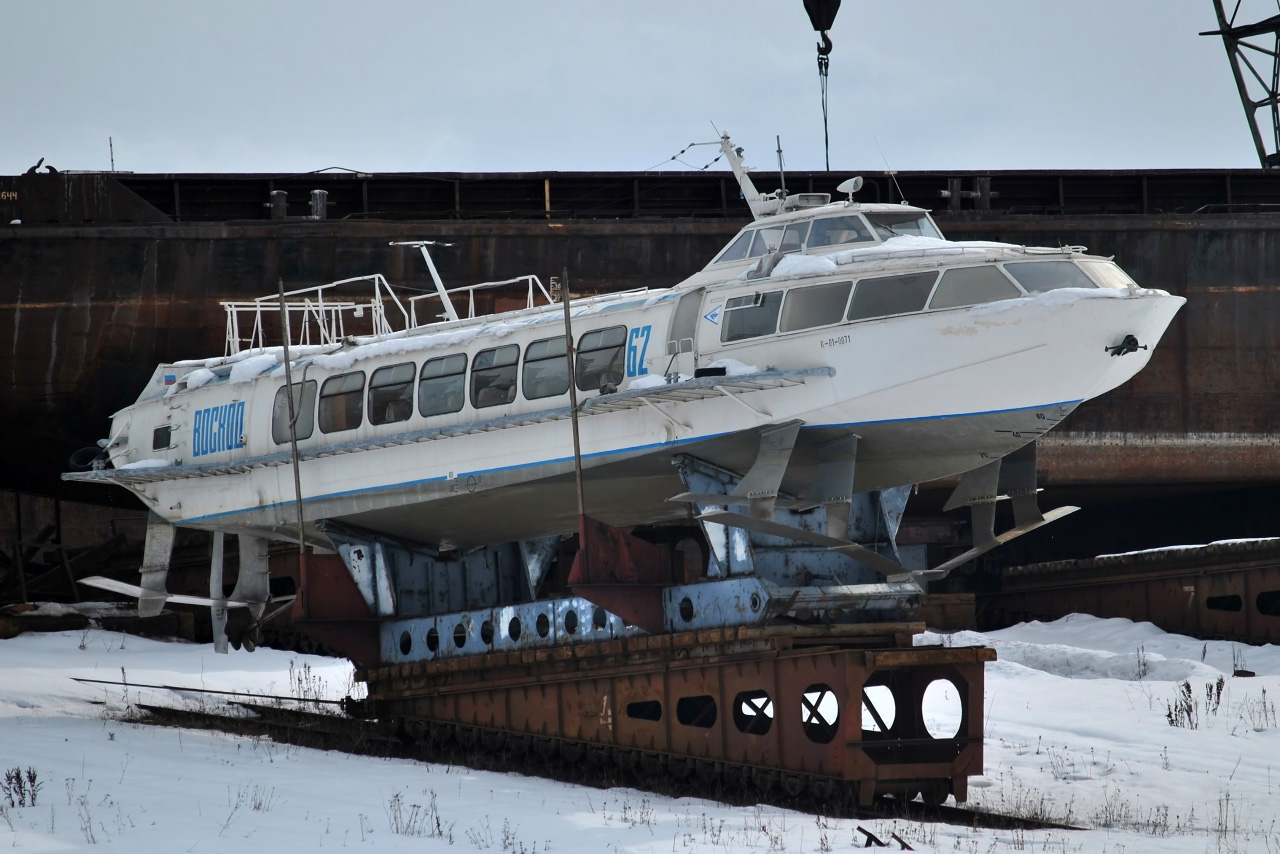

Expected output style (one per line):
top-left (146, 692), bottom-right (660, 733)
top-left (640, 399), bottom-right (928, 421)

top-left (101, 625), bottom-right (1075, 833)
top-left (108, 623), bottom-right (1012, 822)
top-left (358, 623), bottom-right (991, 806)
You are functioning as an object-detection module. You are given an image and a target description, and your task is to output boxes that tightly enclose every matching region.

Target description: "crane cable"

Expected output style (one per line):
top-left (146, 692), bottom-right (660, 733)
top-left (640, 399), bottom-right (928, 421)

top-left (803, 0), bottom-right (841, 172)
top-left (818, 31), bottom-right (832, 172)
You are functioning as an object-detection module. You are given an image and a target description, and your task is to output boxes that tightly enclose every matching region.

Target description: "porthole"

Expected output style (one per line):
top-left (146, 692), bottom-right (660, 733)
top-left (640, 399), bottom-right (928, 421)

top-left (676, 695), bottom-right (718, 728)
top-left (801, 683), bottom-right (840, 744)
top-left (1206, 594), bottom-right (1243, 612)
top-left (922, 679), bottom-right (963, 739)
top-left (1257, 590), bottom-right (1280, 617)
top-left (626, 700), bottom-right (662, 722)
top-left (861, 685), bottom-right (896, 733)
top-left (732, 690), bottom-right (774, 735)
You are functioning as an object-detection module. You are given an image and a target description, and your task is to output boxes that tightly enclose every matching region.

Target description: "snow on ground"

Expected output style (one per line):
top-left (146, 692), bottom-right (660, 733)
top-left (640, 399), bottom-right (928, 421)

top-left (2, 617), bottom-right (1279, 852)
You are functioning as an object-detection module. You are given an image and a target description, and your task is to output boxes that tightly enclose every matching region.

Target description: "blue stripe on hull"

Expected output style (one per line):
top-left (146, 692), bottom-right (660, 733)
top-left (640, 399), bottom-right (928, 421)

top-left (178, 398), bottom-right (1081, 525)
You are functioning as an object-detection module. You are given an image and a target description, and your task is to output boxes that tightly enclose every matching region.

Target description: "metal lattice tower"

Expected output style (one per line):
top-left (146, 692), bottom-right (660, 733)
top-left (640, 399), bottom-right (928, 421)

top-left (1203, 1), bottom-right (1280, 168)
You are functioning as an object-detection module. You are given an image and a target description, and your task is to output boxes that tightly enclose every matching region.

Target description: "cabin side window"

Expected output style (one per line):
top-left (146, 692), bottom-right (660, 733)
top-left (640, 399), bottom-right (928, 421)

top-left (576, 326), bottom-right (626, 392)
top-left (471, 344), bottom-right (520, 409)
top-left (272, 380), bottom-right (317, 444)
top-left (419, 354), bottom-right (467, 417)
top-left (523, 336), bottom-right (569, 400)
top-left (318, 372), bottom-right (365, 434)
top-left (929, 266), bottom-right (1021, 310)
top-left (779, 281), bottom-right (852, 332)
top-left (1003, 261), bottom-right (1098, 293)
top-left (746, 226), bottom-right (783, 259)
top-left (368, 362), bottom-right (416, 426)
top-left (721, 291), bottom-right (783, 342)
top-left (807, 215), bottom-right (874, 249)
top-left (714, 231), bottom-right (754, 264)
top-left (847, 272), bottom-right (938, 321)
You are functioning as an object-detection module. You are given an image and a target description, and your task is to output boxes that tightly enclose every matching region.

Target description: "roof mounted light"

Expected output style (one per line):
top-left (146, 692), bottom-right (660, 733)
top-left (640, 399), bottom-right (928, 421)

top-left (835, 176), bottom-right (863, 202)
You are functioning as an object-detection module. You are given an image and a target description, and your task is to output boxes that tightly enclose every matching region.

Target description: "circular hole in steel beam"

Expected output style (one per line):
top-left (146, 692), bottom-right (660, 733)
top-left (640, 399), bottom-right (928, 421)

top-left (426, 628), bottom-right (440, 653)
top-left (679, 597), bottom-right (695, 623)
top-left (593, 606), bottom-right (608, 629)
top-left (732, 690), bottom-right (774, 735)
top-left (801, 683), bottom-right (840, 744)
top-left (399, 631), bottom-right (412, 656)
top-left (565, 610), bottom-right (579, 635)
top-left (508, 617), bottom-right (522, 641)
top-left (453, 623), bottom-right (467, 649)
top-left (536, 613), bottom-right (550, 638)
top-left (922, 679), bottom-right (963, 739)
top-left (480, 620), bottom-right (495, 646)
top-left (861, 685), bottom-right (896, 733)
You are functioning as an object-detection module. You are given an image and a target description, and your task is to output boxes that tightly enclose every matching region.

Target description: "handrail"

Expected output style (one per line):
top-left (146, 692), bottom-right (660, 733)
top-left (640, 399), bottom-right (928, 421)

top-left (221, 243), bottom-right (558, 355)
top-left (407, 274), bottom-right (554, 326)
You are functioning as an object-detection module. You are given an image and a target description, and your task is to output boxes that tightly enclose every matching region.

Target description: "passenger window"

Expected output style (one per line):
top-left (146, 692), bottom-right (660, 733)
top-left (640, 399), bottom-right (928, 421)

top-left (368, 362), bottom-right (415, 425)
top-left (576, 326), bottom-right (626, 392)
top-left (418, 354), bottom-right (467, 417)
top-left (1004, 261), bottom-right (1097, 293)
top-left (930, 266), bottom-right (1021, 310)
top-left (721, 291), bottom-right (783, 342)
top-left (780, 281), bottom-right (852, 332)
top-left (746, 226), bottom-right (784, 258)
top-left (271, 381), bottom-right (316, 448)
top-left (471, 345), bottom-right (520, 409)
top-left (847, 272), bottom-right (937, 321)
top-left (272, 380), bottom-right (317, 443)
top-left (318, 372), bottom-right (365, 433)
top-left (523, 335), bottom-right (569, 400)
top-left (807, 215), bottom-right (874, 249)
top-left (715, 231), bottom-right (754, 264)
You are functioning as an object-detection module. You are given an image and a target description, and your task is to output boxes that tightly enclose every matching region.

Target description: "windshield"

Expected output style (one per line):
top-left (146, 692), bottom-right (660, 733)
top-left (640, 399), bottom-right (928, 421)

top-left (808, 215), bottom-right (874, 249)
top-left (865, 212), bottom-right (942, 240)
top-left (1078, 260), bottom-right (1137, 290)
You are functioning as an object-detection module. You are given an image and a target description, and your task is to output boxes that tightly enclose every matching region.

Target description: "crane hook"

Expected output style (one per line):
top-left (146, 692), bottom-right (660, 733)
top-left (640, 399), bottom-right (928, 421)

top-left (817, 30), bottom-right (833, 58)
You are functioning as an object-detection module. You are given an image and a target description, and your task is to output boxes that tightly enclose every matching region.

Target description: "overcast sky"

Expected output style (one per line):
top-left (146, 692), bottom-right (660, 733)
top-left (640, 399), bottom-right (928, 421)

top-left (0, 1), bottom-right (1266, 175)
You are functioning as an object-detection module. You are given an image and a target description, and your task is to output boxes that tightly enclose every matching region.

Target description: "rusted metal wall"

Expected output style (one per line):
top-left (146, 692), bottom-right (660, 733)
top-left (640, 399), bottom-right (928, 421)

top-left (3, 198), bottom-right (1279, 524)
top-left (0, 219), bottom-right (738, 500)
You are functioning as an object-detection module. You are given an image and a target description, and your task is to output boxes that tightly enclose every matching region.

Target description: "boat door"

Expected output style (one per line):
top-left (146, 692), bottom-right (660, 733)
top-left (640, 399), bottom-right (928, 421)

top-left (665, 288), bottom-right (703, 376)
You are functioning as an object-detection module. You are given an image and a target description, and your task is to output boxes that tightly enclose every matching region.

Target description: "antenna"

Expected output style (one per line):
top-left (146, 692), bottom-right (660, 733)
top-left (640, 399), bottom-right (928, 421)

top-left (874, 136), bottom-right (907, 204)
top-left (776, 135), bottom-right (787, 198)
top-left (109, 137), bottom-right (115, 172)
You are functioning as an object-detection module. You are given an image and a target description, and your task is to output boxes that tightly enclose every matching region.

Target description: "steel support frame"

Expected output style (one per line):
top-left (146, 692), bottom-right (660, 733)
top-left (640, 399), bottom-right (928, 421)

top-left (363, 632), bottom-right (992, 804)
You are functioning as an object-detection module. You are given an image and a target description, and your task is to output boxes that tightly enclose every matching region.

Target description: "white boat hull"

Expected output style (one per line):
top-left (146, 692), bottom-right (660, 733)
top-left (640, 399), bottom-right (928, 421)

top-left (71, 286), bottom-right (1183, 550)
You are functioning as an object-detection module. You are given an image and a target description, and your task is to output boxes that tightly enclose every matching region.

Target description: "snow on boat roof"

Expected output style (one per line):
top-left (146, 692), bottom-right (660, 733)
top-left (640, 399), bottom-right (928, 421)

top-left (154, 286), bottom-right (675, 390)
